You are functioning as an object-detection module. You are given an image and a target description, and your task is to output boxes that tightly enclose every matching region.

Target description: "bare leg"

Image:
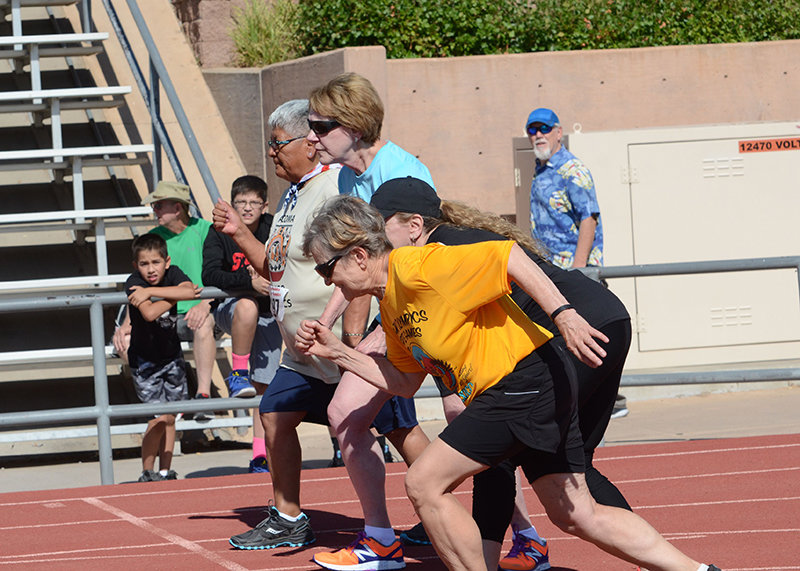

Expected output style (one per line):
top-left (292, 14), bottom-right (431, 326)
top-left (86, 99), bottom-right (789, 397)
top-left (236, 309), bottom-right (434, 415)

top-left (405, 438), bottom-right (488, 571)
top-left (158, 414), bottom-right (176, 471)
top-left (262, 410), bottom-right (305, 516)
top-left (141, 416), bottom-right (167, 471)
top-left (253, 382), bottom-right (267, 442)
top-left (532, 472), bottom-right (700, 571)
top-left (192, 313), bottom-right (216, 396)
top-left (328, 371), bottom-right (394, 528)
top-left (385, 424), bottom-right (430, 465)
top-left (231, 297), bottom-right (258, 355)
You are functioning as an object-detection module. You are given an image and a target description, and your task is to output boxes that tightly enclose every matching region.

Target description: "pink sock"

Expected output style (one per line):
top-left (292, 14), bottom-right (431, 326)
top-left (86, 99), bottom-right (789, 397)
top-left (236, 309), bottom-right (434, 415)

top-left (232, 352), bottom-right (250, 371)
top-left (253, 437), bottom-right (267, 459)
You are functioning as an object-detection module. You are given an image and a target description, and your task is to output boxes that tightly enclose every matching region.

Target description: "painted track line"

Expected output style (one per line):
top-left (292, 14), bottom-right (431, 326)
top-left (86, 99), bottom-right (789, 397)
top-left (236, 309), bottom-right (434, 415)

top-left (82, 497), bottom-right (247, 571)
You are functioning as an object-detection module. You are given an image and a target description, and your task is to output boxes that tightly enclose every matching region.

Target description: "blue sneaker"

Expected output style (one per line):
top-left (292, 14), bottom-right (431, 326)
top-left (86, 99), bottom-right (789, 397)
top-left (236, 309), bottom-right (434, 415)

top-left (249, 456), bottom-right (270, 473)
top-left (226, 369), bottom-right (256, 398)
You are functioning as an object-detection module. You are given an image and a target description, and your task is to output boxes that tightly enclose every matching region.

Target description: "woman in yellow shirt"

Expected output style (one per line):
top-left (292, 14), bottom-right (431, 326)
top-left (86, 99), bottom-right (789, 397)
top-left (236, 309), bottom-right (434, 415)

top-left (296, 196), bottom-right (720, 571)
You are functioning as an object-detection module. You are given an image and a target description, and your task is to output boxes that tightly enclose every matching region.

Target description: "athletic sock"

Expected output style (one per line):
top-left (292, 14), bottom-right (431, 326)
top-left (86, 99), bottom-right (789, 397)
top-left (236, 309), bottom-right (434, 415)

top-left (697, 566), bottom-right (710, 571)
top-left (252, 437), bottom-right (266, 460)
top-left (232, 352), bottom-right (250, 371)
top-left (159, 469), bottom-right (169, 477)
top-left (516, 525), bottom-right (544, 544)
top-left (365, 525), bottom-right (397, 546)
top-left (276, 509), bottom-right (303, 522)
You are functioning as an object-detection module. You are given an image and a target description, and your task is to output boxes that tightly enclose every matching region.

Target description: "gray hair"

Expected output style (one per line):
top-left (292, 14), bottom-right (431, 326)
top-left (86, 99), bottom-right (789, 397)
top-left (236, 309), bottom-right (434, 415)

top-left (302, 196), bottom-right (392, 259)
top-left (268, 99), bottom-right (309, 138)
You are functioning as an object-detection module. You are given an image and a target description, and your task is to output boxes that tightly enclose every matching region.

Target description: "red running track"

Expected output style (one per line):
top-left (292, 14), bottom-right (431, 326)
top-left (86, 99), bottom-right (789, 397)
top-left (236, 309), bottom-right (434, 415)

top-left (1, 433), bottom-right (798, 570)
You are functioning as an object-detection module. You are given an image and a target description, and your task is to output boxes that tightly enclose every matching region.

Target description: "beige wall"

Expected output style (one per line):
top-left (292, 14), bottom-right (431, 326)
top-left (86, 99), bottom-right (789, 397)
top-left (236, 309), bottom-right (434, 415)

top-left (205, 41), bottom-right (800, 216)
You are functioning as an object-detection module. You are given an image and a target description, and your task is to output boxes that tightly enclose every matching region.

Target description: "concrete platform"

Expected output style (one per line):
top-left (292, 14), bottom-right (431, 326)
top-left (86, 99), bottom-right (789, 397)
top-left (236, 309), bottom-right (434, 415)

top-left (0, 385), bottom-right (798, 494)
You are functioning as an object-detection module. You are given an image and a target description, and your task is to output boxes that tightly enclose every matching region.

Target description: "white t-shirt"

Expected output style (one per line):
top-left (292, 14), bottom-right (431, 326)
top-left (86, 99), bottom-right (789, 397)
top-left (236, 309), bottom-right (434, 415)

top-left (266, 168), bottom-right (342, 383)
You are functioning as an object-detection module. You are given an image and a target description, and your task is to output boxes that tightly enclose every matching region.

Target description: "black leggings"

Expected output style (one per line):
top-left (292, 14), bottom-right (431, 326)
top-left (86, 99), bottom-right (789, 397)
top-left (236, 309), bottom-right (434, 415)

top-left (473, 318), bottom-right (632, 542)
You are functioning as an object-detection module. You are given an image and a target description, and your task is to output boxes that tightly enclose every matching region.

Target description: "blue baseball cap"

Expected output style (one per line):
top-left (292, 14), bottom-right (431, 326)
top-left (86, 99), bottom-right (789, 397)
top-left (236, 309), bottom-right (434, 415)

top-left (525, 108), bottom-right (560, 129)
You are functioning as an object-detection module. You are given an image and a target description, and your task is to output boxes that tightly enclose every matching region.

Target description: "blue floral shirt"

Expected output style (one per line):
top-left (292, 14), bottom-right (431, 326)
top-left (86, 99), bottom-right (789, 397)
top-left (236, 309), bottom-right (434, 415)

top-left (530, 146), bottom-right (603, 268)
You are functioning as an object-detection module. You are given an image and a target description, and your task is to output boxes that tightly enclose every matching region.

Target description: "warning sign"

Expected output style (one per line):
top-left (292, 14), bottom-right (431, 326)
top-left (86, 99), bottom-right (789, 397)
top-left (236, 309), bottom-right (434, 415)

top-left (738, 137), bottom-right (800, 153)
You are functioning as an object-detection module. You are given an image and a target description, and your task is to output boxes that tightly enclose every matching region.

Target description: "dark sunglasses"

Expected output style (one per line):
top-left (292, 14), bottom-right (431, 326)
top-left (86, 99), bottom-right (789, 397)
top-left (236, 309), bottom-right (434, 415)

top-left (308, 119), bottom-right (341, 136)
top-left (314, 254), bottom-right (343, 279)
top-left (526, 123), bottom-right (554, 136)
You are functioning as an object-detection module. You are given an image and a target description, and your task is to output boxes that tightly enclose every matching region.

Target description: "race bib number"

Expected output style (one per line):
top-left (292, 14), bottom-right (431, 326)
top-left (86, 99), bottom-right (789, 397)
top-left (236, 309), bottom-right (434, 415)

top-left (269, 284), bottom-right (289, 322)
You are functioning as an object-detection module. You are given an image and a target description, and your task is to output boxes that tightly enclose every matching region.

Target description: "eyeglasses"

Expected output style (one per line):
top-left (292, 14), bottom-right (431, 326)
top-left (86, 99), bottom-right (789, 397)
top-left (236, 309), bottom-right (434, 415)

top-left (267, 136), bottom-right (304, 149)
top-left (308, 119), bottom-right (341, 136)
top-left (314, 254), bottom-right (343, 279)
top-left (232, 200), bottom-right (265, 209)
top-left (527, 123), bottom-right (554, 136)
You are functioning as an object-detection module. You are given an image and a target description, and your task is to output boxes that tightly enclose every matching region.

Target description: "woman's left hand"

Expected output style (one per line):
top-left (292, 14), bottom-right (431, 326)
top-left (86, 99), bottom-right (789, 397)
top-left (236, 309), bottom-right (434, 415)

top-left (553, 309), bottom-right (608, 368)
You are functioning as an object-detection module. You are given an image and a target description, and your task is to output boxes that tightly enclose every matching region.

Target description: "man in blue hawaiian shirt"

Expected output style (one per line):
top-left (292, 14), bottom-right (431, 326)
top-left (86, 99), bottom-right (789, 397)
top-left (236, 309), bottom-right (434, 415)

top-left (527, 107), bottom-right (603, 269)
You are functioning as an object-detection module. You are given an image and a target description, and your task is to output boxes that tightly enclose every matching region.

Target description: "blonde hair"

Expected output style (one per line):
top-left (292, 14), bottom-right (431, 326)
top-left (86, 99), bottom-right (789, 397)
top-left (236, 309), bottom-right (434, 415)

top-left (393, 200), bottom-right (550, 259)
top-left (303, 196), bottom-right (393, 258)
top-left (309, 73), bottom-right (384, 144)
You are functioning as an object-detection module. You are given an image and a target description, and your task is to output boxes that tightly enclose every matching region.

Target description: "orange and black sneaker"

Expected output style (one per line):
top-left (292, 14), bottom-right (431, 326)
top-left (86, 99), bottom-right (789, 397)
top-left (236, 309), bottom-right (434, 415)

top-left (313, 531), bottom-right (405, 570)
top-left (498, 534), bottom-right (550, 571)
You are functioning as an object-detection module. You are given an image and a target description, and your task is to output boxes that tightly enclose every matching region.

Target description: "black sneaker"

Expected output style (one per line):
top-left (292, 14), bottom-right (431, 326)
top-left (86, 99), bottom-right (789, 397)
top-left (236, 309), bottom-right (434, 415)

top-left (328, 449), bottom-right (344, 468)
top-left (399, 521), bottom-right (431, 546)
top-left (163, 470), bottom-right (178, 480)
top-left (229, 505), bottom-right (315, 550)
top-left (192, 393), bottom-right (213, 422)
top-left (138, 470), bottom-right (163, 482)
top-left (708, 566), bottom-right (723, 571)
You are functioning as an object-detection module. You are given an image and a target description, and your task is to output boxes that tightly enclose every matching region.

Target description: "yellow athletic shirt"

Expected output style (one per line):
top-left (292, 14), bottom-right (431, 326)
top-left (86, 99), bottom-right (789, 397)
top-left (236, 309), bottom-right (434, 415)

top-left (381, 241), bottom-right (553, 405)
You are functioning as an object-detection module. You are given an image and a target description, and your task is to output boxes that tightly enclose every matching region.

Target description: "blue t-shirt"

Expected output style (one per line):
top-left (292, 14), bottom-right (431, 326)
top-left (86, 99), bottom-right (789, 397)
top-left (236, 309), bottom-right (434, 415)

top-left (530, 146), bottom-right (603, 268)
top-left (338, 141), bottom-right (435, 201)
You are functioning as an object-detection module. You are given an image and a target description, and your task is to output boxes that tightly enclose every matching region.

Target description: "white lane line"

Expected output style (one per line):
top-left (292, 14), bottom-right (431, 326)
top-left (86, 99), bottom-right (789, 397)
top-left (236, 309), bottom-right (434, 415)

top-left (82, 497), bottom-right (247, 571)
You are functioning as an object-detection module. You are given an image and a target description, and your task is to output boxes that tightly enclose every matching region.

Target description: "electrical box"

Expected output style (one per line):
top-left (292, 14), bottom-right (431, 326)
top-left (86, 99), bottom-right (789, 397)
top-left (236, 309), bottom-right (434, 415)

top-left (515, 122), bottom-right (800, 370)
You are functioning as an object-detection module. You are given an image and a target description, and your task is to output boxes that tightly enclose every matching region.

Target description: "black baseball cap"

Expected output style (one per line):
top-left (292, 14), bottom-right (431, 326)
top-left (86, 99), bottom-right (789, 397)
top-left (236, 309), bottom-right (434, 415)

top-left (370, 176), bottom-right (441, 219)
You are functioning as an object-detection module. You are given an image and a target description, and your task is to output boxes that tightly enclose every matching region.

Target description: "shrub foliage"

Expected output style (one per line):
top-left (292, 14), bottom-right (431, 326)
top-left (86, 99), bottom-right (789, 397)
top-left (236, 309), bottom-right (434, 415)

top-left (231, 0), bottom-right (800, 66)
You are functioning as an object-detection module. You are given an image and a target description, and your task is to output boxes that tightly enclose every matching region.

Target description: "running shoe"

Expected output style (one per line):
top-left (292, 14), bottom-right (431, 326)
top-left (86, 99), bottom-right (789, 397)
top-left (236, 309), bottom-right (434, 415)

top-left (137, 470), bottom-right (163, 482)
top-left (399, 521), bottom-right (431, 546)
top-left (329, 449), bottom-right (344, 468)
top-left (229, 505), bottom-right (315, 550)
top-left (163, 470), bottom-right (178, 480)
top-left (498, 535), bottom-right (550, 571)
top-left (610, 394), bottom-right (629, 419)
top-left (313, 531), bottom-right (405, 570)
top-left (249, 456), bottom-right (270, 473)
top-left (708, 566), bottom-right (723, 571)
top-left (227, 370), bottom-right (256, 398)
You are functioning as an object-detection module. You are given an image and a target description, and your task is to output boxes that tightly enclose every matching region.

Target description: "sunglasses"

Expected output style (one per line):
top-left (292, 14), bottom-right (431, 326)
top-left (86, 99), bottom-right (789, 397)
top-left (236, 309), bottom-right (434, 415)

top-left (526, 123), bottom-right (554, 136)
top-left (267, 136), bottom-right (304, 149)
top-left (308, 119), bottom-right (341, 136)
top-left (314, 254), bottom-right (343, 279)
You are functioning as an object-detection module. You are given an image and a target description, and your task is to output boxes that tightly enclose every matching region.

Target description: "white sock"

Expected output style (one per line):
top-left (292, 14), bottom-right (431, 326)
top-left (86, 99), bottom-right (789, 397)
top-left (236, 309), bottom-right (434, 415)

top-left (365, 525), bottom-right (396, 546)
top-left (276, 509), bottom-right (303, 522)
top-left (158, 469), bottom-right (168, 477)
top-left (697, 566), bottom-right (709, 571)
top-left (516, 525), bottom-right (544, 545)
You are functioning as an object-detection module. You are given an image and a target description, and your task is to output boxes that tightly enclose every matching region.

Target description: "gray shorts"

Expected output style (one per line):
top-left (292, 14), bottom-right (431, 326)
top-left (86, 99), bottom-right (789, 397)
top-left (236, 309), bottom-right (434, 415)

top-left (132, 358), bottom-right (188, 404)
top-left (212, 297), bottom-right (281, 385)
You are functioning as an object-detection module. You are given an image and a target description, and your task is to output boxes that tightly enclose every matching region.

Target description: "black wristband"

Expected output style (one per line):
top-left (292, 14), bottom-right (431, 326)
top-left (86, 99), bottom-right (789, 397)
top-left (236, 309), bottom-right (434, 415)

top-left (549, 304), bottom-right (575, 321)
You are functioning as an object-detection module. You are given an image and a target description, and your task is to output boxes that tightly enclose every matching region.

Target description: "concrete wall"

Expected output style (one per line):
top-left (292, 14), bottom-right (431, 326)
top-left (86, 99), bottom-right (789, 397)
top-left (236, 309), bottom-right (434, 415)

top-left (204, 41), bottom-right (800, 215)
top-left (171, 0), bottom-right (246, 67)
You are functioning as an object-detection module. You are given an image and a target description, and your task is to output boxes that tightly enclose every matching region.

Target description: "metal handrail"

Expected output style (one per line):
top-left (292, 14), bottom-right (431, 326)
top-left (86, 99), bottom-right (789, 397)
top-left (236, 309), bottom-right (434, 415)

top-left (1, 256), bottom-right (800, 484)
top-left (98, 0), bottom-right (221, 205)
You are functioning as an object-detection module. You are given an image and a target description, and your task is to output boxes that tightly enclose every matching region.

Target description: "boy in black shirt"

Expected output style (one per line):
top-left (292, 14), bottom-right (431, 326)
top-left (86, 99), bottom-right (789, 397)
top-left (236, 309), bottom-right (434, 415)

top-left (126, 234), bottom-right (198, 482)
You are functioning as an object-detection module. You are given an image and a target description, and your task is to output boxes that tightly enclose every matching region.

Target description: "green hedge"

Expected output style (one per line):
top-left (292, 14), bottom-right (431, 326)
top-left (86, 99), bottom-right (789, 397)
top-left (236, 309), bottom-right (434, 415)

top-left (232, 0), bottom-right (800, 66)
